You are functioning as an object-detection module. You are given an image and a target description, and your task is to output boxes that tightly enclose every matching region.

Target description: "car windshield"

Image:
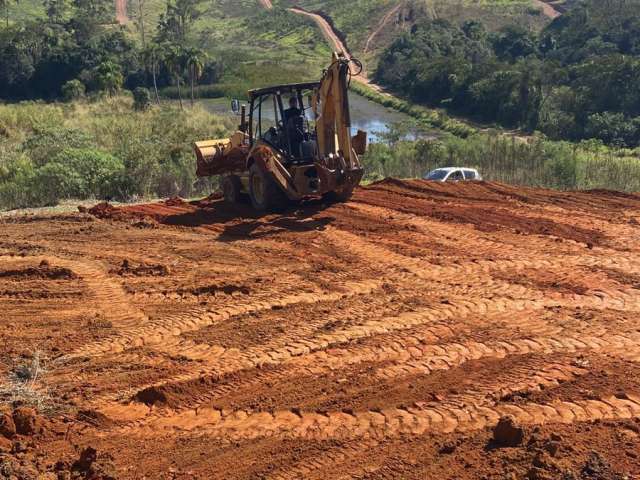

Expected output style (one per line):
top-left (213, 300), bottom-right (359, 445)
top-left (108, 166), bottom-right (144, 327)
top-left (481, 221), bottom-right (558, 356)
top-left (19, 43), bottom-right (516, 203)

top-left (426, 169), bottom-right (449, 180)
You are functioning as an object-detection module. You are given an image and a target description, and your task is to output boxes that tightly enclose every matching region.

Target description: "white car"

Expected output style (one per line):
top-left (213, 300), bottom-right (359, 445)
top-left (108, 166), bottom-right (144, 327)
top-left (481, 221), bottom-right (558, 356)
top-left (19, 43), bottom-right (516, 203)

top-left (424, 167), bottom-right (482, 182)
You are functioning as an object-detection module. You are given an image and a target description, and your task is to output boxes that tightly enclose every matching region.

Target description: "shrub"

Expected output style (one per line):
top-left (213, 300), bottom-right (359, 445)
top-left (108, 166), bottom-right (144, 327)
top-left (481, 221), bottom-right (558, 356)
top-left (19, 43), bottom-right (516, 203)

top-left (30, 162), bottom-right (84, 206)
top-left (61, 80), bottom-right (86, 102)
top-left (52, 148), bottom-right (125, 199)
top-left (133, 87), bottom-right (152, 111)
top-left (22, 128), bottom-right (95, 166)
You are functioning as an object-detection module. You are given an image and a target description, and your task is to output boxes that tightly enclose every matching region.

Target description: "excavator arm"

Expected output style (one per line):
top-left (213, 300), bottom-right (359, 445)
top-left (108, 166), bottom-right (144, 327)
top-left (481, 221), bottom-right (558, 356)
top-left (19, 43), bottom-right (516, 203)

top-left (313, 52), bottom-right (364, 170)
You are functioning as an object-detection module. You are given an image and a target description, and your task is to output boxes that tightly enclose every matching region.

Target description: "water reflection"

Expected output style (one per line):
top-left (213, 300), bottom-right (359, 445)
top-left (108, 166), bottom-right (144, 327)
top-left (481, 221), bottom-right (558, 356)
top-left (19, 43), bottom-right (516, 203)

top-left (197, 92), bottom-right (433, 143)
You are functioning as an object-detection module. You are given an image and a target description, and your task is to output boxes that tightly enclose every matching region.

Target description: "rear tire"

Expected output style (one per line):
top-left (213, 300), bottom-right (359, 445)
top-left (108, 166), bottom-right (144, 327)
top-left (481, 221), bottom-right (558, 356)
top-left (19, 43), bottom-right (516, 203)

top-left (248, 164), bottom-right (288, 212)
top-left (322, 188), bottom-right (354, 204)
top-left (222, 175), bottom-right (243, 204)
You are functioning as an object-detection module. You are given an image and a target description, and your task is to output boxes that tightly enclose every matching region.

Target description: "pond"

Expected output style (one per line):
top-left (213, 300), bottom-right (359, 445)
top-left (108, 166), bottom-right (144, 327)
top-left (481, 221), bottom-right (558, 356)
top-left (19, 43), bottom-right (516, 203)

top-left (195, 92), bottom-right (430, 143)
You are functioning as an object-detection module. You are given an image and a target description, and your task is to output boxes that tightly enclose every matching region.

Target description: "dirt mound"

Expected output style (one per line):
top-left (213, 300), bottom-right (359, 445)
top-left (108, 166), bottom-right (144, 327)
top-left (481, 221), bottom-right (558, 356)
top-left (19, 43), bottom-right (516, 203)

top-left (112, 259), bottom-right (169, 277)
top-left (87, 202), bottom-right (119, 219)
top-left (0, 260), bottom-right (77, 281)
top-left (133, 385), bottom-right (176, 407)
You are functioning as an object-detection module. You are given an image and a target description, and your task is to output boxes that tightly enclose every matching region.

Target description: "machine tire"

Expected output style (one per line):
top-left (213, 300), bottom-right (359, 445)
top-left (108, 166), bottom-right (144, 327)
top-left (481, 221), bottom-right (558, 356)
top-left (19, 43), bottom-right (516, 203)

top-left (248, 164), bottom-right (288, 212)
top-left (222, 175), bottom-right (243, 204)
top-left (322, 188), bottom-right (354, 204)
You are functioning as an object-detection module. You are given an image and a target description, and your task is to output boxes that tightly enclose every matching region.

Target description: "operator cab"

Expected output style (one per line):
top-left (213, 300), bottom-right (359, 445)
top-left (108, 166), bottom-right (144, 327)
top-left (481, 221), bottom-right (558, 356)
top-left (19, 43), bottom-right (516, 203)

top-left (246, 82), bottom-right (320, 164)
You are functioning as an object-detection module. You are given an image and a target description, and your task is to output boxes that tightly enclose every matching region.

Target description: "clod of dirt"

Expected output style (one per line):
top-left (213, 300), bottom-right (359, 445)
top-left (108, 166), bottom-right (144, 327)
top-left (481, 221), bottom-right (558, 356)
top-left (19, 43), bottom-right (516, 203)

top-left (88, 202), bottom-right (118, 219)
top-left (114, 259), bottom-right (169, 277)
top-left (71, 447), bottom-right (117, 480)
top-left (76, 410), bottom-right (115, 429)
top-left (492, 415), bottom-right (524, 447)
top-left (12, 407), bottom-right (42, 436)
top-left (581, 451), bottom-right (625, 479)
top-left (164, 197), bottom-right (186, 207)
top-left (0, 412), bottom-right (16, 438)
top-left (131, 216), bottom-right (159, 229)
top-left (0, 435), bottom-right (12, 453)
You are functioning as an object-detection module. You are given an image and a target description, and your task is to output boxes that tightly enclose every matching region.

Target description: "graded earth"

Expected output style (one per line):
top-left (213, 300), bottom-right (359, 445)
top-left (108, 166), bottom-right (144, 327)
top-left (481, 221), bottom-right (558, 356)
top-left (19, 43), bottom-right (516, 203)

top-left (2, 179), bottom-right (640, 479)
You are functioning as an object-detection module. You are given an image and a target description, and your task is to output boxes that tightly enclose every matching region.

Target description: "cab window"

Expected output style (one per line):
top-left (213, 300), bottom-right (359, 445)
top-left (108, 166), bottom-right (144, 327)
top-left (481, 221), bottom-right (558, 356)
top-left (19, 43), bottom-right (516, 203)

top-left (448, 170), bottom-right (464, 181)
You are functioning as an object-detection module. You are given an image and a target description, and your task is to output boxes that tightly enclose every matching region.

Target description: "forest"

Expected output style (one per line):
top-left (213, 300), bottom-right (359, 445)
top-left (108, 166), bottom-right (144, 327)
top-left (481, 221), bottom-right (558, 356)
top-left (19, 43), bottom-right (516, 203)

top-left (375, 0), bottom-right (640, 147)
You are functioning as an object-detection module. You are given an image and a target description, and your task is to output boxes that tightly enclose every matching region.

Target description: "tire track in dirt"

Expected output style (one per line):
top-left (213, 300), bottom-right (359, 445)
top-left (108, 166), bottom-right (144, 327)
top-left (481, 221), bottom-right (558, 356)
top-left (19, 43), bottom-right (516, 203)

top-left (107, 288), bottom-right (636, 424)
top-left (266, 361), bottom-right (588, 479)
top-left (65, 278), bottom-right (383, 358)
top-left (113, 394), bottom-right (640, 442)
top-left (0, 255), bottom-right (148, 330)
top-left (326, 225), bottom-right (640, 291)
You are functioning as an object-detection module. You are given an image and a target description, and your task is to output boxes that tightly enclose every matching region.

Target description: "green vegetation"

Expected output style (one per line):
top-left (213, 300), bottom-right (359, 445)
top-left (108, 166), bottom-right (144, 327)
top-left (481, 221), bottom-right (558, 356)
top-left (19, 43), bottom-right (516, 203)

top-left (0, 0), bottom-right (330, 104)
top-left (375, 0), bottom-right (640, 147)
top-left (0, 97), bottom-right (232, 210)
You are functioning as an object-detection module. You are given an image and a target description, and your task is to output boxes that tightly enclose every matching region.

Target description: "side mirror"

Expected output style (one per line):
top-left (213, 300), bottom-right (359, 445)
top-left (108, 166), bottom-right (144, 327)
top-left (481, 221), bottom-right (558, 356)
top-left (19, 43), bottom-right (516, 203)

top-left (231, 99), bottom-right (240, 114)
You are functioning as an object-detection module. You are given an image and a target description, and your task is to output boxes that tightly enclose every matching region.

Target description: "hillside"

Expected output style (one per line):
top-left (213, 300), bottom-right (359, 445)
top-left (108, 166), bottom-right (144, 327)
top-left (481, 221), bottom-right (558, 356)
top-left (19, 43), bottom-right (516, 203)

top-left (278, 0), bottom-right (556, 68)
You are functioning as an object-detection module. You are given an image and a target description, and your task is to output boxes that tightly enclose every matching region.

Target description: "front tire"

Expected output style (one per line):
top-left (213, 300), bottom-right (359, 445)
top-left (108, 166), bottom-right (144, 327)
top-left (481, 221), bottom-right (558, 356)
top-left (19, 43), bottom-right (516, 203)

top-left (222, 175), bottom-right (243, 204)
top-left (248, 164), bottom-right (288, 212)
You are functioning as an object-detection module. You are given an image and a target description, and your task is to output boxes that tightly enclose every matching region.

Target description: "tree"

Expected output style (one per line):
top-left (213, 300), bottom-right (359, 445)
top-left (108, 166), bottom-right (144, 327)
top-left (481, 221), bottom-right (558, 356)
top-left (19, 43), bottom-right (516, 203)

top-left (61, 79), bottom-right (85, 101)
top-left (184, 46), bottom-right (205, 106)
top-left (44, 0), bottom-right (68, 23)
top-left (164, 44), bottom-right (184, 109)
top-left (142, 44), bottom-right (162, 104)
top-left (156, 0), bottom-right (202, 45)
top-left (133, 86), bottom-right (151, 110)
top-left (0, 0), bottom-right (16, 27)
top-left (93, 60), bottom-right (123, 95)
top-left (134, 0), bottom-right (148, 46)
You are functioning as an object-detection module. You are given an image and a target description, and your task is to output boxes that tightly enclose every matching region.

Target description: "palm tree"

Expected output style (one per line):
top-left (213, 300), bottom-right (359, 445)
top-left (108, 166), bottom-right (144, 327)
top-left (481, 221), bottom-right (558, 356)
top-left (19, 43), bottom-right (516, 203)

top-left (142, 44), bottom-right (162, 105)
top-left (185, 47), bottom-right (206, 107)
top-left (164, 44), bottom-right (185, 110)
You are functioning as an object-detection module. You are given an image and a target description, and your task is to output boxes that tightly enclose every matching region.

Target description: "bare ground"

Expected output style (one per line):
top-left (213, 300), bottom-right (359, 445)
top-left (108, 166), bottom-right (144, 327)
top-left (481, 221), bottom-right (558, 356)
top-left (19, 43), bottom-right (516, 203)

top-left (1, 180), bottom-right (640, 478)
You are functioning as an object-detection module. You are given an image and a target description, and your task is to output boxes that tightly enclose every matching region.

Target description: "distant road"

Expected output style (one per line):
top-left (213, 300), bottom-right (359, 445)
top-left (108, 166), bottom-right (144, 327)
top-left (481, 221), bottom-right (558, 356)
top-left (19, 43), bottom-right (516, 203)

top-left (284, 6), bottom-right (382, 90)
top-left (115, 0), bottom-right (127, 24)
top-left (364, 3), bottom-right (403, 54)
top-left (533, 0), bottom-right (561, 19)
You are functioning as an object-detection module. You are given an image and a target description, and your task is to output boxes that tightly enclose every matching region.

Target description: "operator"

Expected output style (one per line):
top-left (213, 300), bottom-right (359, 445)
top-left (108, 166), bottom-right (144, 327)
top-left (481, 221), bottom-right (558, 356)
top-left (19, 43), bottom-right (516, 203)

top-left (283, 96), bottom-right (302, 124)
top-left (284, 96), bottom-right (304, 158)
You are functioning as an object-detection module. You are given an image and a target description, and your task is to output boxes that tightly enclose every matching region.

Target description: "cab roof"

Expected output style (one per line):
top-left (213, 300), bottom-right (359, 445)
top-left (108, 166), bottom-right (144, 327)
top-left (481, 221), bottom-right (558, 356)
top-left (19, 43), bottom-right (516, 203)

top-left (248, 81), bottom-right (321, 99)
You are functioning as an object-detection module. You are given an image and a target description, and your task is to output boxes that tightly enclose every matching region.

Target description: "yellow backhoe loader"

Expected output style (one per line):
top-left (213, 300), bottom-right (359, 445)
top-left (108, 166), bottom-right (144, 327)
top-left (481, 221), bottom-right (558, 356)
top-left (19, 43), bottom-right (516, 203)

top-left (194, 53), bottom-right (367, 211)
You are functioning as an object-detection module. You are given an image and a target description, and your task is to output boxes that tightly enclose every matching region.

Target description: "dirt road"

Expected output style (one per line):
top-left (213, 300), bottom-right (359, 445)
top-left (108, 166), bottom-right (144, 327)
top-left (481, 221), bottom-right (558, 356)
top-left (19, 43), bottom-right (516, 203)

top-left (534, 0), bottom-right (562, 19)
top-left (2, 180), bottom-right (640, 478)
top-left (286, 6), bottom-right (378, 88)
top-left (364, 3), bottom-right (403, 54)
top-left (115, 0), bottom-right (127, 24)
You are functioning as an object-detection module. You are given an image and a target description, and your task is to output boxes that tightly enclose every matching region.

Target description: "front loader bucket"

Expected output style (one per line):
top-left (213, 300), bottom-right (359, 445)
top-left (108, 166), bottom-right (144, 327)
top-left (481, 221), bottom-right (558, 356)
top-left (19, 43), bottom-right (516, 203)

top-left (194, 134), bottom-right (248, 177)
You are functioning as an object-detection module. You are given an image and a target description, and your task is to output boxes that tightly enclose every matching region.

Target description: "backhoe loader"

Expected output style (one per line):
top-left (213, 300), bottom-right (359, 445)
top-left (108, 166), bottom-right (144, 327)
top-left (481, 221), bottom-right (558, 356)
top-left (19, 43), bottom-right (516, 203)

top-left (194, 53), bottom-right (367, 211)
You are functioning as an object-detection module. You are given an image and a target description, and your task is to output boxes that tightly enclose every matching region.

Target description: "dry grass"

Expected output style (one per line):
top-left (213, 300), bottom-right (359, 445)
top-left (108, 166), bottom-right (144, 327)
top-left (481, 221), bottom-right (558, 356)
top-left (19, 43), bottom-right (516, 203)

top-left (0, 351), bottom-right (54, 413)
